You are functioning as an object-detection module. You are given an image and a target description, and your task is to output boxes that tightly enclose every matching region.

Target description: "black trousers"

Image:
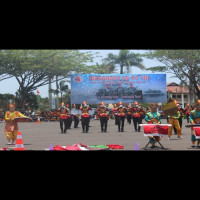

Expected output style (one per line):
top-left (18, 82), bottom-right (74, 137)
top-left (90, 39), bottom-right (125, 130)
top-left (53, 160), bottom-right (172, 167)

top-left (114, 115), bottom-right (119, 125)
top-left (60, 119), bottom-right (68, 133)
top-left (118, 116), bottom-right (125, 132)
top-left (81, 117), bottom-right (90, 132)
top-left (132, 117), bottom-right (142, 131)
top-left (66, 116), bottom-right (72, 129)
top-left (73, 115), bottom-right (79, 128)
top-left (127, 114), bottom-right (131, 124)
top-left (100, 116), bottom-right (108, 132)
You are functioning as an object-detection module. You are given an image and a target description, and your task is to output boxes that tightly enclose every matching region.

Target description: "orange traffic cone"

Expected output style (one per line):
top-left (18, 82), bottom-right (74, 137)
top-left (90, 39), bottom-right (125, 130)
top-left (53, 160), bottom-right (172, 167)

top-left (37, 116), bottom-right (40, 124)
top-left (14, 132), bottom-right (25, 151)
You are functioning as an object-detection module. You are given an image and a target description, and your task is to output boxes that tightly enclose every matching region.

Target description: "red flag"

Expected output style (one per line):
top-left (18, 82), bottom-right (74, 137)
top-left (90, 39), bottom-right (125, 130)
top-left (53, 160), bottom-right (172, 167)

top-left (37, 89), bottom-right (40, 95)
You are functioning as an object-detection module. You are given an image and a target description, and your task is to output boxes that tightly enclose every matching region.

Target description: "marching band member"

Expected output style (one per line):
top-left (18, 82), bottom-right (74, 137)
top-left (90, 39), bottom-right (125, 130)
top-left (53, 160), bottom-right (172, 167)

top-left (58, 102), bottom-right (70, 133)
top-left (144, 103), bottom-right (162, 149)
top-left (4, 103), bottom-right (28, 145)
top-left (131, 101), bottom-right (142, 132)
top-left (116, 101), bottom-right (127, 132)
top-left (189, 100), bottom-right (200, 148)
top-left (66, 104), bottom-right (72, 129)
top-left (98, 102), bottom-right (109, 132)
top-left (126, 104), bottom-right (132, 124)
top-left (80, 101), bottom-right (92, 133)
top-left (112, 104), bottom-right (118, 125)
top-left (72, 104), bottom-right (80, 128)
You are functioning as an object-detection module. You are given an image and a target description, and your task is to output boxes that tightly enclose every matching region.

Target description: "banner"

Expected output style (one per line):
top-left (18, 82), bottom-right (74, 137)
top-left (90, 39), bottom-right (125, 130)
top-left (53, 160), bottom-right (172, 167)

top-left (71, 74), bottom-right (167, 104)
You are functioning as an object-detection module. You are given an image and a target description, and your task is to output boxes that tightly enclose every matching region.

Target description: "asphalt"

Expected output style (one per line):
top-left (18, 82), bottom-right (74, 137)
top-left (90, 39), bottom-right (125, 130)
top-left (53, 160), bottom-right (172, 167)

top-left (0, 118), bottom-right (198, 151)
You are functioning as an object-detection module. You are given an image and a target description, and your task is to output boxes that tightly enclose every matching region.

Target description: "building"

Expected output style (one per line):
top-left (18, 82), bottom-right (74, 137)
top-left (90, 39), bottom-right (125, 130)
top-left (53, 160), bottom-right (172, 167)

top-left (167, 82), bottom-right (200, 108)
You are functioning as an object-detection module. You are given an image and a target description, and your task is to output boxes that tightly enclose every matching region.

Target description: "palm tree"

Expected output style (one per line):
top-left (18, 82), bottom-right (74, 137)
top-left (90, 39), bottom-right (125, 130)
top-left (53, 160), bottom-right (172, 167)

top-left (103, 50), bottom-right (146, 74)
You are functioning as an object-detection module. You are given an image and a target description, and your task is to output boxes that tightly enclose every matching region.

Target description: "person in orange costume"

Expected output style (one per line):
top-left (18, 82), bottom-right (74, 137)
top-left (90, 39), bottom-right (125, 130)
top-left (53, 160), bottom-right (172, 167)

top-left (184, 103), bottom-right (192, 123)
top-left (4, 104), bottom-right (27, 145)
top-left (116, 101), bottom-right (127, 132)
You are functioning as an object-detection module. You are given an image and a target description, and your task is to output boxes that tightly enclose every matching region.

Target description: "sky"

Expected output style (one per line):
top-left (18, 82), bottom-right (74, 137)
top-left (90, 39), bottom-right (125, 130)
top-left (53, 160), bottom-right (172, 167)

top-left (0, 50), bottom-right (179, 98)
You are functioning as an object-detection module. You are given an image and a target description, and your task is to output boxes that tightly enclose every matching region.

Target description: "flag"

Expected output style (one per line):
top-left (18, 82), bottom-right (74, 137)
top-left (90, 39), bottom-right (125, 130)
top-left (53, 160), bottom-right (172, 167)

top-left (36, 89), bottom-right (41, 110)
top-left (142, 124), bottom-right (169, 137)
top-left (37, 89), bottom-right (40, 95)
top-left (193, 127), bottom-right (200, 139)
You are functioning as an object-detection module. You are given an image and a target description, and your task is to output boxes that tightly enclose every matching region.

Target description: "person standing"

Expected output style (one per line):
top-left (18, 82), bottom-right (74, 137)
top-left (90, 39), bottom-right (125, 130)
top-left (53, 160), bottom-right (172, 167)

top-left (189, 100), bottom-right (200, 148)
top-left (112, 104), bottom-right (118, 125)
top-left (126, 105), bottom-right (132, 124)
top-left (167, 100), bottom-right (183, 140)
top-left (116, 102), bottom-right (127, 132)
top-left (132, 101), bottom-right (142, 132)
top-left (80, 101), bottom-right (92, 133)
top-left (98, 102), bottom-right (109, 132)
top-left (184, 103), bottom-right (192, 123)
top-left (4, 104), bottom-right (28, 145)
top-left (58, 103), bottom-right (70, 133)
top-left (71, 104), bottom-right (80, 128)
top-left (144, 103), bottom-right (162, 149)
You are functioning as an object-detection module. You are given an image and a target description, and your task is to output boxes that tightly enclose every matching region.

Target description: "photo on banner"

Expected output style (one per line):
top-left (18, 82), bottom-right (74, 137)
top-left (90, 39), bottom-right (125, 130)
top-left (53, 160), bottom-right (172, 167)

top-left (71, 74), bottom-right (167, 104)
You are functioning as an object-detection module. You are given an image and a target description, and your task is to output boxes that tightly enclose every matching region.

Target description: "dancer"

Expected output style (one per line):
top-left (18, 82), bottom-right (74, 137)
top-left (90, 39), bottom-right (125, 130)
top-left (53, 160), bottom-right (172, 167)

top-left (184, 103), bottom-right (192, 123)
top-left (189, 100), bottom-right (200, 147)
top-left (80, 101), bottom-right (92, 133)
top-left (58, 103), bottom-right (70, 133)
top-left (98, 102), bottom-right (109, 132)
top-left (117, 102), bottom-right (127, 132)
top-left (4, 104), bottom-right (28, 145)
top-left (132, 101), bottom-right (142, 132)
top-left (168, 100), bottom-right (183, 140)
top-left (126, 105), bottom-right (132, 124)
top-left (144, 103), bottom-right (162, 149)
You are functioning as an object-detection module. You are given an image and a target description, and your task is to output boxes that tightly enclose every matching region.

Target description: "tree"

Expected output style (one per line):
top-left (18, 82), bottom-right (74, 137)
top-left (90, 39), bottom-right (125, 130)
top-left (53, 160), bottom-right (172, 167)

top-left (143, 50), bottom-right (200, 102)
top-left (0, 50), bottom-right (95, 109)
top-left (102, 50), bottom-right (145, 74)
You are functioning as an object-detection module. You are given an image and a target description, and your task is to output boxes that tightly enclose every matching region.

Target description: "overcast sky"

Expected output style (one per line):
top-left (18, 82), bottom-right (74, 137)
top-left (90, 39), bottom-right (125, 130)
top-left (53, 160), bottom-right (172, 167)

top-left (0, 50), bottom-right (179, 98)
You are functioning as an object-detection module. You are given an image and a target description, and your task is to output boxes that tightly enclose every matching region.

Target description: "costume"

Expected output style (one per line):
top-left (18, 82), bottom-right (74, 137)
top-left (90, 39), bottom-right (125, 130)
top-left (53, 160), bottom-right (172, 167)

top-left (189, 100), bottom-right (200, 147)
top-left (58, 103), bottom-right (71, 133)
top-left (131, 102), bottom-right (142, 132)
top-left (144, 103), bottom-right (162, 148)
top-left (112, 104), bottom-right (118, 125)
top-left (4, 104), bottom-right (27, 144)
top-left (184, 103), bottom-right (192, 123)
top-left (174, 104), bottom-right (184, 134)
top-left (126, 105), bottom-right (132, 124)
top-left (117, 103), bottom-right (127, 132)
top-left (97, 103), bottom-right (109, 132)
top-left (168, 101), bottom-right (182, 139)
top-left (71, 104), bottom-right (80, 128)
top-left (80, 102), bottom-right (92, 133)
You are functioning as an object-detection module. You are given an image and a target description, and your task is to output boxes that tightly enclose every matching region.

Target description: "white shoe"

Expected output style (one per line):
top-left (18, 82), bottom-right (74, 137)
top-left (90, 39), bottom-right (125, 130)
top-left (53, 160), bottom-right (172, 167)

top-left (178, 136), bottom-right (183, 139)
top-left (168, 137), bottom-right (171, 140)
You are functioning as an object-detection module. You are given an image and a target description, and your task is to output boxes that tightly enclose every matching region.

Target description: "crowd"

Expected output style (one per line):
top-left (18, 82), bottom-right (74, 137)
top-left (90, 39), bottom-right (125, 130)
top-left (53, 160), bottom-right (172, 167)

top-left (1, 99), bottom-right (200, 149)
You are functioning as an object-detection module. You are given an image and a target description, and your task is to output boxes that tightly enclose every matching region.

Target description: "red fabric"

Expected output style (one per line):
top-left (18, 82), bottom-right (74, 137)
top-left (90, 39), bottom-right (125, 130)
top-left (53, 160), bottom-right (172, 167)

top-left (106, 144), bottom-right (124, 149)
top-left (81, 114), bottom-right (90, 118)
top-left (53, 145), bottom-right (67, 151)
top-left (194, 127), bottom-right (200, 136)
top-left (143, 125), bottom-right (169, 135)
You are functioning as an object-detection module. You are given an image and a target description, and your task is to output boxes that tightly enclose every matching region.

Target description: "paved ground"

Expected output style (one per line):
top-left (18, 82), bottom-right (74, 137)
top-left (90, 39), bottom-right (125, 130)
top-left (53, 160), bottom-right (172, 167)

top-left (0, 118), bottom-right (198, 150)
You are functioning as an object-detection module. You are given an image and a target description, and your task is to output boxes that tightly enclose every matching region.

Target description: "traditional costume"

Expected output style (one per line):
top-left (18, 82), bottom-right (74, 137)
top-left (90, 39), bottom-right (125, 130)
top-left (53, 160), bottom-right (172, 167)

top-left (80, 101), bottom-right (92, 133)
top-left (168, 100), bottom-right (182, 139)
top-left (126, 105), bottom-right (132, 124)
top-left (116, 102), bottom-right (127, 132)
top-left (71, 104), bottom-right (80, 128)
top-left (144, 103), bottom-right (162, 148)
top-left (131, 101), bottom-right (142, 132)
top-left (97, 102), bottom-right (109, 132)
top-left (4, 104), bottom-right (27, 145)
top-left (58, 103), bottom-right (71, 133)
top-left (189, 100), bottom-right (200, 147)
top-left (112, 104), bottom-right (118, 125)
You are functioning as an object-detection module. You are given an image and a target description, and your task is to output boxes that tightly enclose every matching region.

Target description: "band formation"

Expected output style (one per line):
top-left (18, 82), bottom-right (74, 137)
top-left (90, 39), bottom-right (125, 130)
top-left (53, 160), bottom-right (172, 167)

top-left (1, 98), bottom-right (200, 149)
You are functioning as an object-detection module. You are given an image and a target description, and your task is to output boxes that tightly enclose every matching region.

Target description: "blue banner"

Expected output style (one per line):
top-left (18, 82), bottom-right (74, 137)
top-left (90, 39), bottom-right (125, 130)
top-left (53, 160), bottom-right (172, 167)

top-left (71, 74), bottom-right (167, 104)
